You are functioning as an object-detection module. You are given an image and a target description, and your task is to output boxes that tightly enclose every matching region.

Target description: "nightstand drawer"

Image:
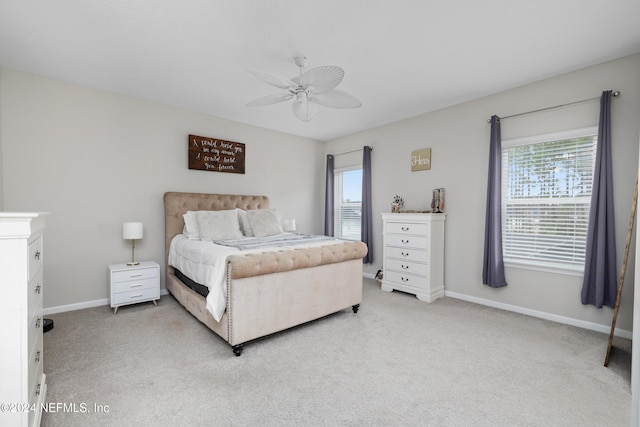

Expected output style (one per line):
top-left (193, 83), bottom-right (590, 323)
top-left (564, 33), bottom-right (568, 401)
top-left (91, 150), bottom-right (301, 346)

top-left (112, 277), bottom-right (158, 294)
top-left (111, 287), bottom-right (160, 305)
top-left (112, 267), bottom-right (158, 283)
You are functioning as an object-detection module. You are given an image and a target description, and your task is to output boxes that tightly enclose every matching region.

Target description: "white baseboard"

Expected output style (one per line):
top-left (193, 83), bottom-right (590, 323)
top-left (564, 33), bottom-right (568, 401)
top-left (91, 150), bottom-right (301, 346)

top-left (44, 289), bottom-right (170, 315)
top-left (445, 290), bottom-right (632, 340)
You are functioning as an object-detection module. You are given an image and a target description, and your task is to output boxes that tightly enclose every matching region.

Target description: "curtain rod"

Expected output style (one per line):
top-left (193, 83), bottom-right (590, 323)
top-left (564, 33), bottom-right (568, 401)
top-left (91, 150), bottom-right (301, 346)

top-left (332, 146), bottom-right (373, 156)
top-left (487, 91), bottom-right (620, 123)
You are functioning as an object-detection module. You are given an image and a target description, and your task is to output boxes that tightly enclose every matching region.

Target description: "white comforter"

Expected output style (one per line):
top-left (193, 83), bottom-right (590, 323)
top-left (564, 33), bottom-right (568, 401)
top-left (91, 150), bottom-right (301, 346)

top-left (168, 233), bottom-right (344, 322)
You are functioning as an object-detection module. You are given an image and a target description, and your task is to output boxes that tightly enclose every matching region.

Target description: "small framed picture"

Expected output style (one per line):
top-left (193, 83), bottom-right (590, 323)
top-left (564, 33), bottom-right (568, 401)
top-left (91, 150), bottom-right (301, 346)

top-left (411, 148), bottom-right (431, 171)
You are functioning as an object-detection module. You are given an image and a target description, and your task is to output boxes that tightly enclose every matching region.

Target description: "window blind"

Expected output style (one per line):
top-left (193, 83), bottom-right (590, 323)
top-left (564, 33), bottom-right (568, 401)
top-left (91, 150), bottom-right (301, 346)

top-left (333, 168), bottom-right (362, 241)
top-left (501, 129), bottom-right (597, 271)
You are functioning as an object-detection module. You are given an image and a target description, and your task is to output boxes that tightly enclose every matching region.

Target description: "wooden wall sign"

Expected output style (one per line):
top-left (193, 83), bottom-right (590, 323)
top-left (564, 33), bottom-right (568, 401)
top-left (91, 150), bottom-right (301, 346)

top-left (188, 134), bottom-right (245, 174)
top-left (411, 148), bottom-right (431, 171)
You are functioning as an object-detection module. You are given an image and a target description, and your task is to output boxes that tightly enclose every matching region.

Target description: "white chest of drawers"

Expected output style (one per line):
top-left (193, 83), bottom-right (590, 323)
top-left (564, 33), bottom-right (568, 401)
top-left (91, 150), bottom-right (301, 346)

top-left (381, 213), bottom-right (445, 302)
top-left (0, 213), bottom-right (48, 427)
top-left (109, 261), bottom-right (160, 314)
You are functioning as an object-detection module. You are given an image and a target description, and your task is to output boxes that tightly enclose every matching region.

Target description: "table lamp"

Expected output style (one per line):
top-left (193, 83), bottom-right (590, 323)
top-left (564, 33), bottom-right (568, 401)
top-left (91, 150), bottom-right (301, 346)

top-left (123, 222), bottom-right (143, 266)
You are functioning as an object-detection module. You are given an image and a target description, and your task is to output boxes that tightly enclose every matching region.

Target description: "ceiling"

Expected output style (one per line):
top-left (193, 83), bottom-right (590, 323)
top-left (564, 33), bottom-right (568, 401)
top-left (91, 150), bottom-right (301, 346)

top-left (1, 1), bottom-right (639, 142)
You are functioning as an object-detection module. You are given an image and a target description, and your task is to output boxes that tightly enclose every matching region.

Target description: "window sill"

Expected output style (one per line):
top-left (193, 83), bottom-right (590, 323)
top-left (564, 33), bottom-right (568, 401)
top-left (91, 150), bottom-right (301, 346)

top-left (504, 260), bottom-right (584, 277)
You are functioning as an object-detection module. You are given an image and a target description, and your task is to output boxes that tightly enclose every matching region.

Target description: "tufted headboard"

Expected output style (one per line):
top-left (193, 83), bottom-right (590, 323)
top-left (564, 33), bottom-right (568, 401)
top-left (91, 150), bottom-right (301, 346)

top-left (163, 192), bottom-right (270, 271)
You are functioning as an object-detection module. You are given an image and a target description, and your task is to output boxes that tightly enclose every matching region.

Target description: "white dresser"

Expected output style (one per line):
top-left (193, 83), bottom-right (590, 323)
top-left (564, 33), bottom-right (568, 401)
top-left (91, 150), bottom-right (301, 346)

top-left (381, 213), bottom-right (445, 302)
top-left (0, 213), bottom-right (48, 427)
top-left (109, 261), bottom-right (160, 314)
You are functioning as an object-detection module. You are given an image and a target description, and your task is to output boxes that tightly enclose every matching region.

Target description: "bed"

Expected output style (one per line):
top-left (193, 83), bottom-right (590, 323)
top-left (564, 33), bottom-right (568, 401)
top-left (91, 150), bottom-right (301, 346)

top-left (164, 191), bottom-right (368, 356)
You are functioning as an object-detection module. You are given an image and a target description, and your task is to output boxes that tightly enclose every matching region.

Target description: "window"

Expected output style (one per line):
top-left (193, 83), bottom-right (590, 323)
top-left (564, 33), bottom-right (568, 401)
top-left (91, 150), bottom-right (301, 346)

top-left (501, 127), bottom-right (598, 273)
top-left (334, 167), bottom-right (362, 240)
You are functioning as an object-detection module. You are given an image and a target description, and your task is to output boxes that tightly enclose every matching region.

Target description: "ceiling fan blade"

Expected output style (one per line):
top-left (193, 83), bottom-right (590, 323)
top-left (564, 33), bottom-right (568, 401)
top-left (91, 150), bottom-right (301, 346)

top-left (299, 66), bottom-right (344, 92)
top-left (246, 93), bottom-right (293, 107)
top-left (246, 69), bottom-right (298, 90)
top-left (310, 89), bottom-right (362, 109)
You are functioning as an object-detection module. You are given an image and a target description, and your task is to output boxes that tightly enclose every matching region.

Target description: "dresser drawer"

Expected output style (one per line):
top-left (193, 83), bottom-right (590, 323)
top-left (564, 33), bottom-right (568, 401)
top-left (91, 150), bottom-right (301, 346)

top-left (112, 277), bottom-right (158, 294)
top-left (112, 266), bottom-right (158, 283)
top-left (28, 236), bottom-right (43, 281)
top-left (28, 267), bottom-right (44, 318)
top-left (384, 270), bottom-right (426, 289)
top-left (385, 246), bottom-right (427, 263)
top-left (385, 234), bottom-right (428, 249)
top-left (111, 287), bottom-right (160, 306)
top-left (386, 222), bottom-right (429, 236)
top-left (28, 333), bottom-right (43, 401)
top-left (385, 258), bottom-right (429, 277)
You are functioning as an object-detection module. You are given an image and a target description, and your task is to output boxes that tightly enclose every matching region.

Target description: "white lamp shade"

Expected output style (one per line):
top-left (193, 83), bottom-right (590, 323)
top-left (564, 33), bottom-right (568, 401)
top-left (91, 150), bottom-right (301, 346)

top-left (123, 222), bottom-right (143, 240)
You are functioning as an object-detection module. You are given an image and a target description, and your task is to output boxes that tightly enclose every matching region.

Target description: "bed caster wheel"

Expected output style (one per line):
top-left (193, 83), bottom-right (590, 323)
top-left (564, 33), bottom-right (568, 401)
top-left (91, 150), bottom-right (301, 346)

top-left (352, 304), bottom-right (360, 314)
top-left (232, 344), bottom-right (243, 357)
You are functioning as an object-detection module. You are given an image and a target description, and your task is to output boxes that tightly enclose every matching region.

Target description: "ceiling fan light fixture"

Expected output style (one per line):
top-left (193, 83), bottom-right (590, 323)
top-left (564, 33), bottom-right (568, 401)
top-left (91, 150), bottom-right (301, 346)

top-left (292, 92), bottom-right (318, 121)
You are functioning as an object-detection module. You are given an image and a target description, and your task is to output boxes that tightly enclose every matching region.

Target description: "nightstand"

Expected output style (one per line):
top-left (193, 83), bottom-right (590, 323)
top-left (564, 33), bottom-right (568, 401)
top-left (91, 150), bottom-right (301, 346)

top-left (108, 261), bottom-right (160, 314)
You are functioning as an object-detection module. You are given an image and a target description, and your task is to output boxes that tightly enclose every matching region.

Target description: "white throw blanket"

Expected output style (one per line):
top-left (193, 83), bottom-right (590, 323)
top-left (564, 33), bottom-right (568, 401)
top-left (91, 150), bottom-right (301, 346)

top-left (169, 233), bottom-right (345, 321)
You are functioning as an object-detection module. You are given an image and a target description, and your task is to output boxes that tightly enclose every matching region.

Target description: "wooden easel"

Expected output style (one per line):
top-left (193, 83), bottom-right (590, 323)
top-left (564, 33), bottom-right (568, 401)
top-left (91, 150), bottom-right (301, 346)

top-left (604, 174), bottom-right (638, 367)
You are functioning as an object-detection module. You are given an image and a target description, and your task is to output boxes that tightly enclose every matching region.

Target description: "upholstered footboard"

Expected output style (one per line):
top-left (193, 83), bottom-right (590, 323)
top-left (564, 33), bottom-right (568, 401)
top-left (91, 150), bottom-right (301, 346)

top-left (167, 241), bottom-right (367, 356)
top-left (163, 191), bottom-right (368, 356)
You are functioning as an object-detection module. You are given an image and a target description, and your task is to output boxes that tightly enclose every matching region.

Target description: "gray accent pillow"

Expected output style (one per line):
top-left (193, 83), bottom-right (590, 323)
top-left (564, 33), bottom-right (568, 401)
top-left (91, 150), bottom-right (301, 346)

top-left (237, 209), bottom-right (254, 237)
top-left (247, 209), bottom-right (283, 237)
top-left (195, 210), bottom-right (244, 240)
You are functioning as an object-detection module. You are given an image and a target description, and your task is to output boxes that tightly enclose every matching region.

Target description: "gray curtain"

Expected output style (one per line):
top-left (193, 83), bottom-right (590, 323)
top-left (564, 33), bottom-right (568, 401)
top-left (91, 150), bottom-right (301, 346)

top-left (581, 90), bottom-right (617, 308)
top-left (324, 154), bottom-right (334, 237)
top-left (482, 115), bottom-right (508, 288)
top-left (361, 146), bottom-right (373, 263)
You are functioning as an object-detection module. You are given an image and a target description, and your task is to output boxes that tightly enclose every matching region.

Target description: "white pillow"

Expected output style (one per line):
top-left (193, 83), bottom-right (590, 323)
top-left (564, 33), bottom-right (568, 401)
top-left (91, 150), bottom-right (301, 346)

top-left (183, 211), bottom-right (199, 240)
top-left (236, 209), bottom-right (254, 237)
top-left (195, 210), bottom-right (244, 240)
top-left (247, 209), bottom-right (283, 237)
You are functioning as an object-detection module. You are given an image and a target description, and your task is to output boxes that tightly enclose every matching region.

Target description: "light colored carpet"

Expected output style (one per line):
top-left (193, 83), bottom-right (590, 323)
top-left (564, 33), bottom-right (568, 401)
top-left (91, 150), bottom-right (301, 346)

top-left (42, 279), bottom-right (631, 426)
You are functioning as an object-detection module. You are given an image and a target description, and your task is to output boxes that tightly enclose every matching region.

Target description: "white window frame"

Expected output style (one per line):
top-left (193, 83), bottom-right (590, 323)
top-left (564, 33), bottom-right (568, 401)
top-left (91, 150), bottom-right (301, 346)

top-left (501, 126), bottom-right (598, 276)
top-left (333, 165), bottom-right (363, 241)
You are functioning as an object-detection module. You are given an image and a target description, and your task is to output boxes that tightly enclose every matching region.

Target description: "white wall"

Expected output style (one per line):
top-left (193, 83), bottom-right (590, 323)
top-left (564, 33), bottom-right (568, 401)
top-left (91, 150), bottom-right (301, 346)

top-left (326, 53), bottom-right (640, 332)
top-left (0, 69), bottom-right (324, 309)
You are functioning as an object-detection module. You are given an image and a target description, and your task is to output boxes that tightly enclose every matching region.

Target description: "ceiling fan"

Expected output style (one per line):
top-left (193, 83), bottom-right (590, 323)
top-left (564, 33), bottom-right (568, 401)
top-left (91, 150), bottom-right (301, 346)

top-left (246, 57), bottom-right (362, 121)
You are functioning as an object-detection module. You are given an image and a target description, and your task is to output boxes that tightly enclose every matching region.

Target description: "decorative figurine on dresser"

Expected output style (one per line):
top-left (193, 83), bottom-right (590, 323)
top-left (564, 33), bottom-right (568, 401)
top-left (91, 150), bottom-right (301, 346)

top-left (0, 213), bottom-right (48, 427)
top-left (380, 212), bottom-right (446, 302)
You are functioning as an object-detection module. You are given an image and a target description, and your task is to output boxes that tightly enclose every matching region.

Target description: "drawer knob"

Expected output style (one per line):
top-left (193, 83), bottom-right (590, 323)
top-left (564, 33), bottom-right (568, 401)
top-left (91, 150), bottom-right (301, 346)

top-left (401, 277), bottom-right (409, 282)
top-left (34, 250), bottom-right (41, 260)
top-left (402, 239), bottom-right (409, 244)
top-left (401, 226), bottom-right (409, 231)
top-left (35, 317), bottom-right (41, 328)
top-left (401, 251), bottom-right (409, 257)
top-left (35, 350), bottom-right (41, 363)
top-left (130, 294), bottom-right (144, 299)
top-left (401, 265), bottom-right (409, 270)
top-left (35, 383), bottom-right (41, 397)
top-left (35, 284), bottom-right (41, 294)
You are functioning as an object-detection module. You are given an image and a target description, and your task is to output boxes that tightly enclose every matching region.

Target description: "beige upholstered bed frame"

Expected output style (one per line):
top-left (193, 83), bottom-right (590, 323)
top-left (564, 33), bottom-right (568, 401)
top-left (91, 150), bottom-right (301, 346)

top-left (164, 192), bottom-right (368, 356)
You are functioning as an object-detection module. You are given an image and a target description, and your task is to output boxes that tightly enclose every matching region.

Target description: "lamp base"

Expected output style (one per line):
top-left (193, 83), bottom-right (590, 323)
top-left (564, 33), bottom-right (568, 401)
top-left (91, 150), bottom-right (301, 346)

top-left (127, 261), bottom-right (140, 266)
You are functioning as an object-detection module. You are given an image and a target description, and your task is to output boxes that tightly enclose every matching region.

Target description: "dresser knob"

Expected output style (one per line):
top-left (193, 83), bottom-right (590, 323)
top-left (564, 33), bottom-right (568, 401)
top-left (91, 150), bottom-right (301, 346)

top-left (35, 284), bottom-right (41, 294)
top-left (35, 317), bottom-right (41, 328)
top-left (401, 265), bottom-right (409, 270)
top-left (401, 277), bottom-right (409, 282)
top-left (401, 226), bottom-right (409, 231)
top-left (35, 383), bottom-right (41, 397)
top-left (402, 239), bottom-right (409, 244)
top-left (34, 250), bottom-right (41, 260)
top-left (35, 350), bottom-right (41, 363)
top-left (401, 251), bottom-right (409, 257)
